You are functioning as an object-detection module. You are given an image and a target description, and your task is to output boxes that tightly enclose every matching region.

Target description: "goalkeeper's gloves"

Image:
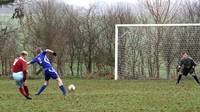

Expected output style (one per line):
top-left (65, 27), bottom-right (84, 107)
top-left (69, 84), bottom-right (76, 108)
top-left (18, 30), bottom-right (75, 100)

top-left (176, 66), bottom-right (181, 72)
top-left (53, 52), bottom-right (57, 56)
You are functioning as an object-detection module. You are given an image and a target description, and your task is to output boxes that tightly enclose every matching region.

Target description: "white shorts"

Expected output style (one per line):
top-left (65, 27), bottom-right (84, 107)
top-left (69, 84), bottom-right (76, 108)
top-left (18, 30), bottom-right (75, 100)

top-left (12, 72), bottom-right (24, 88)
top-left (12, 72), bottom-right (23, 81)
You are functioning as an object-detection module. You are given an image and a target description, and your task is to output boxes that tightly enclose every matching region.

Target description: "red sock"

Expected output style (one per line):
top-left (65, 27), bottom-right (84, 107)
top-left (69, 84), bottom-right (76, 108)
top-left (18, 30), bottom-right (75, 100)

top-left (18, 87), bottom-right (28, 96)
top-left (23, 85), bottom-right (29, 96)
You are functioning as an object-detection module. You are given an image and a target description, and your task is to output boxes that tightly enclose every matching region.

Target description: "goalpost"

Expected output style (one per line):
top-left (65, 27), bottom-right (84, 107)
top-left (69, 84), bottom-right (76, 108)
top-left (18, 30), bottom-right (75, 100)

top-left (115, 24), bottom-right (200, 80)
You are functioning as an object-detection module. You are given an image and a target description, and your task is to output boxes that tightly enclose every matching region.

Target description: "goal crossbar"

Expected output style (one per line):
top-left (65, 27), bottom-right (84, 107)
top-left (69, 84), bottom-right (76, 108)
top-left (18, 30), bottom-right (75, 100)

top-left (116, 24), bottom-right (200, 27)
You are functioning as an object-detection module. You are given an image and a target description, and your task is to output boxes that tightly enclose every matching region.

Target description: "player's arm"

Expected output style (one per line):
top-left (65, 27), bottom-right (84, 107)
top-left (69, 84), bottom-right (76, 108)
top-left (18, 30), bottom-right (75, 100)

top-left (21, 60), bottom-right (28, 81)
top-left (189, 58), bottom-right (197, 73)
top-left (191, 58), bottom-right (197, 68)
top-left (27, 57), bottom-right (37, 65)
top-left (177, 60), bottom-right (183, 72)
top-left (44, 49), bottom-right (56, 56)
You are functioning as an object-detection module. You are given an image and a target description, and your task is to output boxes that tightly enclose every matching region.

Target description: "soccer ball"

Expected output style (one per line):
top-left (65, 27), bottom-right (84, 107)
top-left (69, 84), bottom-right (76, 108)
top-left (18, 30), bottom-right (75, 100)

top-left (68, 84), bottom-right (76, 92)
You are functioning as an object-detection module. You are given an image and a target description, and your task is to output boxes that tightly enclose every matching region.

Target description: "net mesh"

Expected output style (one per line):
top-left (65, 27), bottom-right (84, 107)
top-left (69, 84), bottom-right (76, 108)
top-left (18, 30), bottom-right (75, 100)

top-left (117, 25), bottom-right (200, 80)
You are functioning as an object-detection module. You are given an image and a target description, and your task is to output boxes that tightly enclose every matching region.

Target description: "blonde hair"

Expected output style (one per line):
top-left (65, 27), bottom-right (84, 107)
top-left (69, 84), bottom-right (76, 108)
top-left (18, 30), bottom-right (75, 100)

top-left (20, 51), bottom-right (28, 56)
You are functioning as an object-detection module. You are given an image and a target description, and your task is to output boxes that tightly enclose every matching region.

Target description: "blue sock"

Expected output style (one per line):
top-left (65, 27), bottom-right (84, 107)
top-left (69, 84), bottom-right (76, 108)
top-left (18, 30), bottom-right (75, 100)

top-left (36, 85), bottom-right (47, 95)
top-left (59, 85), bottom-right (67, 95)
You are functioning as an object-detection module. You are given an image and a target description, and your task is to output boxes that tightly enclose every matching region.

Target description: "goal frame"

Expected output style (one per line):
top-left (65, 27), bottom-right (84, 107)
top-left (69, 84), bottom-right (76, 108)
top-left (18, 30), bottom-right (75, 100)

top-left (115, 23), bottom-right (200, 80)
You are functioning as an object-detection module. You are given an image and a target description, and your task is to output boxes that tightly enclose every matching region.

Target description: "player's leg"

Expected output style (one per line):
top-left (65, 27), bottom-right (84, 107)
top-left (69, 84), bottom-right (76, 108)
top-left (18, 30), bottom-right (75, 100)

top-left (49, 68), bottom-right (67, 95)
top-left (176, 69), bottom-right (187, 84)
top-left (35, 74), bottom-right (50, 96)
top-left (190, 69), bottom-right (200, 85)
top-left (192, 74), bottom-right (200, 84)
top-left (56, 77), bottom-right (67, 95)
top-left (17, 81), bottom-right (27, 96)
top-left (23, 83), bottom-right (30, 96)
top-left (19, 81), bottom-right (32, 99)
top-left (13, 72), bottom-right (31, 99)
top-left (176, 74), bottom-right (182, 84)
top-left (17, 81), bottom-right (32, 99)
top-left (35, 80), bottom-right (49, 95)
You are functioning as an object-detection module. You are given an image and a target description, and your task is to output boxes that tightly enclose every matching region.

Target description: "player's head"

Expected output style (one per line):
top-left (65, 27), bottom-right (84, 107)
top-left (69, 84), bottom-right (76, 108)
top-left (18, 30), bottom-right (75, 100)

top-left (20, 51), bottom-right (28, 57)
top-left (181, 52), bottom-right (188, 59)
top-left (35, 47), bottom-right (43, 54)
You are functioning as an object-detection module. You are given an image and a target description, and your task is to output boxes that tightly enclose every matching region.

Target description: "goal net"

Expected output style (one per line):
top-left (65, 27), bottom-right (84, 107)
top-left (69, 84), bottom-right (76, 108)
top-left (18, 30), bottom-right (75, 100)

top-left (115, 24), bottom-right (200, 80)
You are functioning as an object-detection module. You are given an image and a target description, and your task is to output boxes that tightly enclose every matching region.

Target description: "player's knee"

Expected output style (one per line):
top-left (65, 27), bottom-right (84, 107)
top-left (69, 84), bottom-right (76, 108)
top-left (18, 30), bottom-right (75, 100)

top-left (44, 81), bottom-right (49, 86)
top-left (59, 80), bottom-right (63, 85)
top-left (57, 78), bottom-right (63, 86)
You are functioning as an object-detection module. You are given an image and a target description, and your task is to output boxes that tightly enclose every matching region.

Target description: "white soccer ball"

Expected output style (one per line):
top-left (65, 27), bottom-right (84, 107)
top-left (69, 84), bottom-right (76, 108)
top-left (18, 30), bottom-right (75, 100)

top-left (68, 84), bottom-right (76, 92)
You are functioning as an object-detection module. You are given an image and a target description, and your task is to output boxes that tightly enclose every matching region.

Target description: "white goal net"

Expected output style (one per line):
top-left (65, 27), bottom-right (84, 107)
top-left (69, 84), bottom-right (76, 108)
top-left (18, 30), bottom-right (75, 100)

top-left (115, 24), bottom-right (200, 80)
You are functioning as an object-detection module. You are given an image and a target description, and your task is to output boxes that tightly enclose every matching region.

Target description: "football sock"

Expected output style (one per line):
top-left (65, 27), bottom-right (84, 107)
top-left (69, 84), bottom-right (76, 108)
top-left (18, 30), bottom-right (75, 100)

top-left (36, 85), bottom-right (47, 95)
top-left (59, 85), bottom-right (67, 95)
top-left (23, 85), bottom-right (29, 96)
top-left (19, 87), bottom-right (28, 96)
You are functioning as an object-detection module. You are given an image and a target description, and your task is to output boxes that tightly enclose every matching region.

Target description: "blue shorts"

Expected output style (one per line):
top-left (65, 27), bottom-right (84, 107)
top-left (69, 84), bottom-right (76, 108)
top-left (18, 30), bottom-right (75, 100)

top-left (44, 68), bottom-right (59, 81)
top-left (12, 72), bottom-right (24, 88)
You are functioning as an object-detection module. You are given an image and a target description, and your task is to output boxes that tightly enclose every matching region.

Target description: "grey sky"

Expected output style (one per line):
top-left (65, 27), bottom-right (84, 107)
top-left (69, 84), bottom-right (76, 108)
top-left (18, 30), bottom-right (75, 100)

top-left (62, 0), bottom-right (137, 8)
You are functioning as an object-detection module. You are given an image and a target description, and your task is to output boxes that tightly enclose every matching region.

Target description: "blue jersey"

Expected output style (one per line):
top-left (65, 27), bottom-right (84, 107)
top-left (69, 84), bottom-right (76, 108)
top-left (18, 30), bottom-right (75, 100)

top-left (30, 51), bottom-right (52, 69)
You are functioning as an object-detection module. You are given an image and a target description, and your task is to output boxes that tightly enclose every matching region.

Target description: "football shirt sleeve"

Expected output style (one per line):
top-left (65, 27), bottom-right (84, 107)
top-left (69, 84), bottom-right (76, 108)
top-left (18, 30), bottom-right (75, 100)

top-left (42, 50), bottom-right (47, 55)
top-left (21, 59), bottom-right (28, 81)
top-left (30, 57), bottom-right (38, 64)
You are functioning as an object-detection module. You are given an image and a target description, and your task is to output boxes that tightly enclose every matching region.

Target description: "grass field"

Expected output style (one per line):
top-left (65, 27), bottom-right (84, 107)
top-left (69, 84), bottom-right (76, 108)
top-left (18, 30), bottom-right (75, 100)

top-left (1, 79), bottom-right (200, 112)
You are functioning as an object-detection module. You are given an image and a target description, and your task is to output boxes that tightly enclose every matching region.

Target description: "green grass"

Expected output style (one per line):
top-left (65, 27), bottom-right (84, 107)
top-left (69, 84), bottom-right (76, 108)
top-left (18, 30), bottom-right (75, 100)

top-left (0, 79), bottom-right (200, 112)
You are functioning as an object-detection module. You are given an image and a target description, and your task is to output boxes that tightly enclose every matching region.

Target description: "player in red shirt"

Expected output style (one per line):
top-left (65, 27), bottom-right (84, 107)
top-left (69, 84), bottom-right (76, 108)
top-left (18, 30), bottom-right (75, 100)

top-left (12, 51), bottom-right (31, 100)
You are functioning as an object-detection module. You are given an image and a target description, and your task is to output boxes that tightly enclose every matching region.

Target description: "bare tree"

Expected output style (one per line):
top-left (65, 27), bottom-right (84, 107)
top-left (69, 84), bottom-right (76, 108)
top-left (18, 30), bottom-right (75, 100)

top-left (0, 0), bottom-right (14, 5)
top-left (144, 0), bottom-right (179, 79)
top-left (103, 3), bottom-right (137, 79)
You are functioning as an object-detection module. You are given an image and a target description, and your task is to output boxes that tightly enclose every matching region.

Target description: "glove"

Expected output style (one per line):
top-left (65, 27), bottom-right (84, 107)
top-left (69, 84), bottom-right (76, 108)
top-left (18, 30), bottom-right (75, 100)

top-left (53, 52), bottom-right (57, 56)
top-left (176, 66), bottom-right (181, 72)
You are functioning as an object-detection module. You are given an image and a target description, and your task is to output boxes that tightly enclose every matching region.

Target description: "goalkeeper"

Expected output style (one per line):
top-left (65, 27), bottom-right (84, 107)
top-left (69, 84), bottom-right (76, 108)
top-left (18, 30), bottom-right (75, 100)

top-left (176, 52), bottom-right (200, 85)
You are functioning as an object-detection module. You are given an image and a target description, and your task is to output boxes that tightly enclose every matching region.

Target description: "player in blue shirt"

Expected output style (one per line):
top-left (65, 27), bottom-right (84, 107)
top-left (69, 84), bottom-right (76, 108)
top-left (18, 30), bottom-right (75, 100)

top-left (28, 48), bottom-right (67, 96)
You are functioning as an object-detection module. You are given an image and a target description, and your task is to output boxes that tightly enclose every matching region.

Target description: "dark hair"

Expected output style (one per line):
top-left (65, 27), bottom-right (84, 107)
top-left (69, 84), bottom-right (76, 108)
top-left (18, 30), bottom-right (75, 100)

top-left (181, 52), bottom-right (187, 56)
top-left (35, 47), bottom-right (43, 54)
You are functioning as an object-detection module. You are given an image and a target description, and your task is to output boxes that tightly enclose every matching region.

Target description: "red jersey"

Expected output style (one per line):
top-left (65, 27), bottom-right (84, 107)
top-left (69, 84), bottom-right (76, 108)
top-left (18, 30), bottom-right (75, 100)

top-left (12, 56), bottom-right (27, 80)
